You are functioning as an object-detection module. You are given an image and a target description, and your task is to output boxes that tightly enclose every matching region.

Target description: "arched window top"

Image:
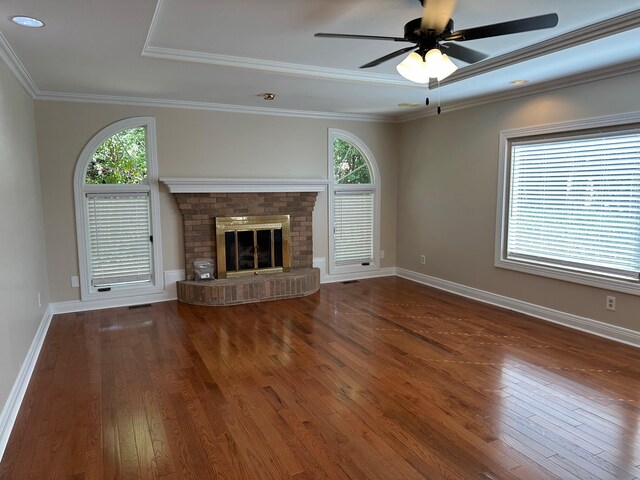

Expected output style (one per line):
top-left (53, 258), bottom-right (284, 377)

top-left (333, 138), bottom-right (371, 185)
top-left (86, 126), bottom-right (147, 184)
top-left (329, 129), bottom-right (378, 186)
top-left (74, 117), bottom-right (157, 192)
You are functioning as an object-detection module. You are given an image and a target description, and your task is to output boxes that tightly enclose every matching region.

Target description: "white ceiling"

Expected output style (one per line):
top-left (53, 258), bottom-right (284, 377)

top-left (1, 0), bottom-right (639, 121)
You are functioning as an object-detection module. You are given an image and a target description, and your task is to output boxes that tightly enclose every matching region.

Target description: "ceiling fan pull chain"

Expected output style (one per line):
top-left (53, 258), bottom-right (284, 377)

top-left (437, 80), bottom-right (442, 115)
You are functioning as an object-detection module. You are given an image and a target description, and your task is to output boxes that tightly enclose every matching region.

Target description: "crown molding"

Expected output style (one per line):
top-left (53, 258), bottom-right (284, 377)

top-left (142, 46), bottom-right (413, 87)
top-left (3, 4), bottom-right (640, 125)
top-left (143, 0), bottom-right (165, 57)
top-left (141, 0), bottom-right (410, 87)
top-left (160, 177), bottom-right (329, 194)
top-left (24, 57), bottom-right (640, 126)
top-left (398, 58), bottom-right (640, 123)
top-left (0, 30), bottom-right (38, 98)
top-left (35, 90), bottom-right (391, 122)
top-left (33, 55), bottom-right (640, 125)
top-left (431, 9), bottom-right (640, 89)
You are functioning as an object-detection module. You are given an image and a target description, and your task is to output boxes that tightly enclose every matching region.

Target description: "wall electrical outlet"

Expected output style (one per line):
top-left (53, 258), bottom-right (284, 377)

top-left (420, 254), bottom-right (426, 265)
top-left (380, 250), bottom-right (385, 259)
top-left (71, 275), bottom-right (80, 288)
top-left (606, 296), bottom-right (616, 311)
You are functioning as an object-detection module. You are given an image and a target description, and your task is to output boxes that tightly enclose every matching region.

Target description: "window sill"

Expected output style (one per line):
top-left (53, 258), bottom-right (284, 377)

top-left (330, 263), bottom-right (378, 276)
top-left (495, 258), bottom-right (640, 296)
top-left (80, 282), bottom-right (164, 302)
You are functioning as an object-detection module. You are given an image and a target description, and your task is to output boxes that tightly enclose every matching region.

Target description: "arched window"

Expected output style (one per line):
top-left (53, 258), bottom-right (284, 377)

top-left (74, 117), bottom-right (163, 301)
top-left (328, 129), bottom-right (380, 274)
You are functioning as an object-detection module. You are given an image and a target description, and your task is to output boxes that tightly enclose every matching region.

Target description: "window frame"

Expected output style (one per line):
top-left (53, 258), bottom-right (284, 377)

top-left (328, 128), bottom-right (381, 275)
top-left (495, 112), bottom-right (640, 296)
top-left (74, 117), bottom-right (164, 301)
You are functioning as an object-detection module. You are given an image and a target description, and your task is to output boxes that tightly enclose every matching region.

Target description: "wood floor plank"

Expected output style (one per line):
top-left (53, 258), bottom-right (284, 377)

top-left (2, 277), bottom-right (640, 479)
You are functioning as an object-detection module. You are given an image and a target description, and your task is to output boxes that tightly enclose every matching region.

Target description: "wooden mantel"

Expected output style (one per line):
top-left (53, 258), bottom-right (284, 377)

top-left (160, 177), bottom-right (329, 194)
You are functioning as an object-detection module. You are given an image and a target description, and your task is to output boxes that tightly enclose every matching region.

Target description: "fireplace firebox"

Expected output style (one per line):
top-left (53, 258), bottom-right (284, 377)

top-left (215, 215), bottom-right (291, 278)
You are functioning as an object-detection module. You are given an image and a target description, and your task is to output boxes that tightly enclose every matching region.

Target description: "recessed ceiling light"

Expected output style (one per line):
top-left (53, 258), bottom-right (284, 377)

top-left (509, 80), bottom-right (529, 85)
top-left (11, 16), bottom-right (45, 28)
top-left (398, 102), bottom-right (421, 108)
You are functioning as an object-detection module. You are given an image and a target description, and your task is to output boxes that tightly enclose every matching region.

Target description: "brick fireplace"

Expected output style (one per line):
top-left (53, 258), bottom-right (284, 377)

top-left (162, 178), bottom-right (326, 305)
top-left (175, 191), bottom-right (317, 279)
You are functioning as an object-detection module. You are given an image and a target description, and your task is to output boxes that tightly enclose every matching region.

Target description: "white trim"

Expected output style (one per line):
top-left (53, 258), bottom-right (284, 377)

top-left (142, 0), bottom-right (165, 57)
top-left (0, 30), bottom-right (37, 97)
top-left (495, 111), bottom-right (640, 296)
top-left (142, 46), bottom-right (411, 87)
top-left (73, 117), bottom-right (164, 301)
top-left (141, 8), bottom-right (640, 91)
top-left (398, 59), bottom-right (640, 123)
top-left (0, 2), bottom-right (638, 125)
top-left (327, 129), bottom-right (382, 276)
top-left (36, 92), bottom-right (390, 123)
top-left (163, 268), bottom-right (186, 299)
top-left (433, 9), bottom-right (640, 89)
top-left (0, 306), bottom-right (53, 462)
top-left (139, 1), bottom-right (408, 89)
top-left (50, 269), bottom-right (184, 314)
top-left (50, 293), bottom-right (174, 314)
top-left (313, 257), bottom-right (327, 279)
top-left (498, 110), bottom-right (640, 138)
top-left (160, 177), bottom-right (329, 194)
top-left (396, 268), bottom-right (640, 349)
top-left (30, 57), bottom-right (640, 125)
top-left (321, 267), bottom-right (396, 284)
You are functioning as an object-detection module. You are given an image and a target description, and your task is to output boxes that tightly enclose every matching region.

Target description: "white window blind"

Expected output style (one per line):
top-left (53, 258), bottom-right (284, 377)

top-left (507, 132), bottom-right (640, 280)
top-left (334, 191), bottom-right (374, 266)
top-left (86, 192), bottom-right (153, 287)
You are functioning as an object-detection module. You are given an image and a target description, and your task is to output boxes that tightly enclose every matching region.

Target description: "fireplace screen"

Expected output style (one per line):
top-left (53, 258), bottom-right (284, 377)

top-left (216, 215), bottom-right (291, 278)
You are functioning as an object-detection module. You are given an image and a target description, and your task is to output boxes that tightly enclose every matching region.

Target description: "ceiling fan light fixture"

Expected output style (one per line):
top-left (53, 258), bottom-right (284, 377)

top-left (396, 52), bottom-right (429, 84)
top-left (396, 48), bottom-right (458, 84)
top-left (434, 53), bottom-right (458, 81)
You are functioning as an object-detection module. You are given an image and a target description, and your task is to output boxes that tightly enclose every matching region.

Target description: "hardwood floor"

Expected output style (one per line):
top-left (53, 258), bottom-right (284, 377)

top-left (1, 277), bottom-right (639, 479)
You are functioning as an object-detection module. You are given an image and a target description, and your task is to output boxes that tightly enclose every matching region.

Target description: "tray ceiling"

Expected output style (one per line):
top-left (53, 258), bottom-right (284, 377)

top-left (1, 0), bottom-right (639, 120)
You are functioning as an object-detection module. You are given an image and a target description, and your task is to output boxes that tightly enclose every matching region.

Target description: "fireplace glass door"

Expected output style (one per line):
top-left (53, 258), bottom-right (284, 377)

top-left (216, 215), bottom-right (290, 278)
top-left (224, 228), bottom-right (284, 274)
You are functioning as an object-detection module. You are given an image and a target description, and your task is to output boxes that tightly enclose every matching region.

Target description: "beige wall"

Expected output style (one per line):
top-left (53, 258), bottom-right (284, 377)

top-left (397, 71), bottom-right (640, 333)
top-left (34, 102), bottom-right (398, 302)
top-left (0, 62), bottom-right (49, 407)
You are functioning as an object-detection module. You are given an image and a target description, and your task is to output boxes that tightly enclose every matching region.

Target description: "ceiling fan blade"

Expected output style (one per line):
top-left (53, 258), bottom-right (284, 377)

top-left (360, 46), bottom-right (417, 69)
top-left (439, 42), bottom-right (487, 64)
top-left (420, 0), bottom-right (457, 32)
top-left (314, 33), bottom-right (410, 42)
top-left (445, 13), bottom-right (558, 41)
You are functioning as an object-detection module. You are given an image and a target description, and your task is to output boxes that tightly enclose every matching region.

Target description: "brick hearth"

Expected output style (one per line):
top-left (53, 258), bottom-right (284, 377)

top-left (174, 192), bottom-right (318, 280)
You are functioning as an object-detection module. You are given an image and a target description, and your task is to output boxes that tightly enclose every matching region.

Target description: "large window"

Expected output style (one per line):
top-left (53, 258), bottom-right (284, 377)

top-left (496, 116), bottom-right (640, 294)
top-left (328, 129), bottom-right (380, 274)
top-left (74, 117), bottom-right (163, 301)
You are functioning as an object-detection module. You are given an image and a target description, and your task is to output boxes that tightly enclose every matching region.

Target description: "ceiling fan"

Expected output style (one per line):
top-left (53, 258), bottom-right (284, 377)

top-left (314, 0), bottom-right (558, 83)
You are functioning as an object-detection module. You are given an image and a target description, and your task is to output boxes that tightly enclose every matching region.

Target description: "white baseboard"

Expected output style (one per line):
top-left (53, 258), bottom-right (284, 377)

top-left (313, 257), bottom-right (396, 284)
top-left (50, 269), bottom-right (185, 314)
top-left (0, 306), bottom-right (53, 462)
top-left (313, 257), bottom-right (327, 279)
top-left (163, 269), bottom-right (186, 299)
top-left (396, 268), bottom-right (640, 349)
top-left (321, 267), bottom-right (397, 284)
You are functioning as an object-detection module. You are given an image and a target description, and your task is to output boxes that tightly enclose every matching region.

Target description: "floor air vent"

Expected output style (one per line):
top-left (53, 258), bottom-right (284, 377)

top-left (128, 304), bottom-right (152, 310)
